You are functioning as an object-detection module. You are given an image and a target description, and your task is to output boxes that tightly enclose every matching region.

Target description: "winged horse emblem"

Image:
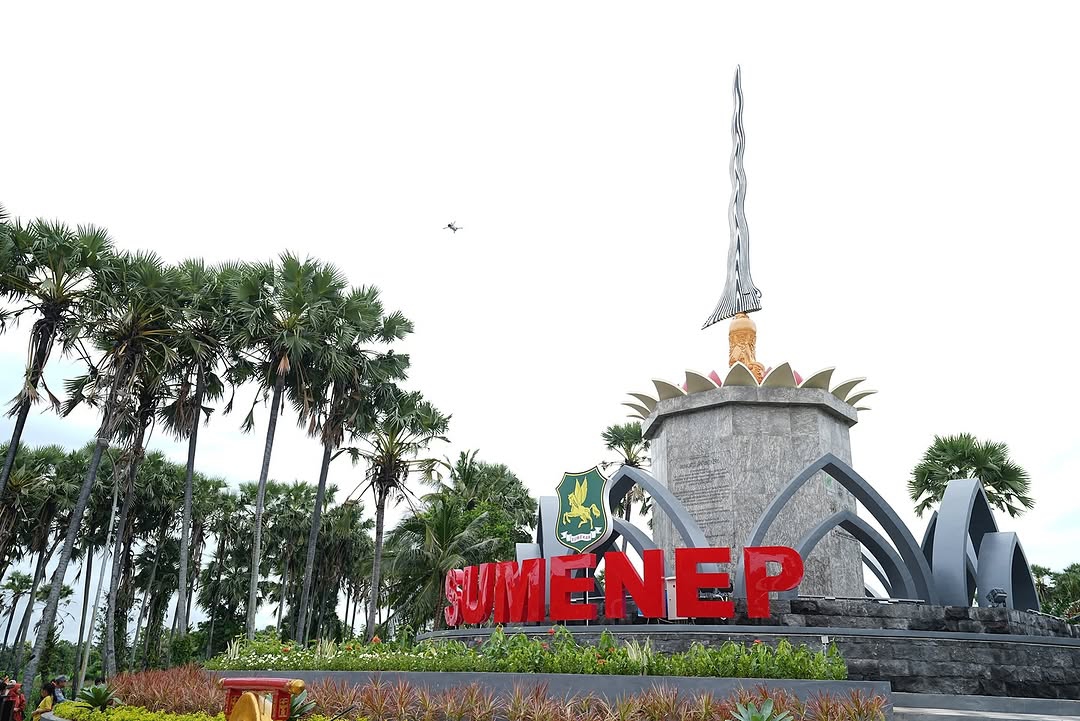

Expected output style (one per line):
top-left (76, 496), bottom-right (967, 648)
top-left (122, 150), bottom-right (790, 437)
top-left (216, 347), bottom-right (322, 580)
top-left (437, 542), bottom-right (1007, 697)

top-left (562, 477), bottom-right (601, 529)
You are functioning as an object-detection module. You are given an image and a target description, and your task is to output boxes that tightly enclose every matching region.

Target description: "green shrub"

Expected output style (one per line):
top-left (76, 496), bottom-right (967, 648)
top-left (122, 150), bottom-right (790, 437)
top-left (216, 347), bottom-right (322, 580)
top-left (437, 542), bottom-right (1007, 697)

top-left (206, 628), bottom-right (848, 681)
top-left (75, 685), bottom-right (118, 713)
top-left (55, 702), bottom-right (226, 721)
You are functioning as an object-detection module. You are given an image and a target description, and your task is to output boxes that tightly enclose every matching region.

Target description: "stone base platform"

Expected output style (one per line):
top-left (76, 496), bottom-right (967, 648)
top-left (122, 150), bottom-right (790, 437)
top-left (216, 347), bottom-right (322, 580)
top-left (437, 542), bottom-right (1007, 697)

top-left (420, 600), bottom-right (1080, 699)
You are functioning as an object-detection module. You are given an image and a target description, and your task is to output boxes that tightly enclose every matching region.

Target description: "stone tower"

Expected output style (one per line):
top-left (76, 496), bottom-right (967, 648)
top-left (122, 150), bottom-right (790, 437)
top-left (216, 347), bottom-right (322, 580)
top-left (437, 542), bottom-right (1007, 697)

top-left (625, 67), bottom-right (869, 597)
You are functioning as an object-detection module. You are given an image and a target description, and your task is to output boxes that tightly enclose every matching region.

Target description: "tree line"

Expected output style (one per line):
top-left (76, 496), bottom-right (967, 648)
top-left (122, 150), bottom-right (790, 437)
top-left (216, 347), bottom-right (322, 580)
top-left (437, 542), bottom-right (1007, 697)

top-left (0, 203), bottom-right (536, 686)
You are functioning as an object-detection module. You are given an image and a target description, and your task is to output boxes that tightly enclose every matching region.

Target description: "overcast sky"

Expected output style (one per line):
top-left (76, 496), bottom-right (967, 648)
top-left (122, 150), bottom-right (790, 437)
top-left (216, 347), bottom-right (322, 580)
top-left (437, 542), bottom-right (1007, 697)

top-left (2, 2), bottom-right (1079, 639)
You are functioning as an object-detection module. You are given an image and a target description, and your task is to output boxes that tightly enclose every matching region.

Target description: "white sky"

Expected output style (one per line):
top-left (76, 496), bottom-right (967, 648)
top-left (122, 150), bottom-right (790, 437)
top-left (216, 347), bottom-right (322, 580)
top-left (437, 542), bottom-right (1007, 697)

top-left (2, 2), bottom-right (1080, 640)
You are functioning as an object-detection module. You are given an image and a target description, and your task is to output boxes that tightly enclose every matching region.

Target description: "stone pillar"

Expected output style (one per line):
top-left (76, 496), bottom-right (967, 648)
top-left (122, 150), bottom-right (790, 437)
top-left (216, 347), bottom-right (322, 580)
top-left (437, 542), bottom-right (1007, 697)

top-left (643, 386), bottom-right (864, 597)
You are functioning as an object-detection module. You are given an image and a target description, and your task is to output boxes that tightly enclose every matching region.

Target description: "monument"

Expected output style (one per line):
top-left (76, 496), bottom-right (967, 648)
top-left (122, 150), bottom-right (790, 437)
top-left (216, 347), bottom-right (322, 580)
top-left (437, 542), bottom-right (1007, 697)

top-left (626, 67), bottom-right (866, 597)
top-left (432, 67), bottom-right (1078, 699)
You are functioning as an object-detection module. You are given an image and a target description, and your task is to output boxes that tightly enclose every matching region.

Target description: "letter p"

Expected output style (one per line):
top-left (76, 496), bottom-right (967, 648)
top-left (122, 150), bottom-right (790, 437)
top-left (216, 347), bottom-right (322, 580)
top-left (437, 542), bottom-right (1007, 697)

top-left (743, 546), bottom-right (804, 618)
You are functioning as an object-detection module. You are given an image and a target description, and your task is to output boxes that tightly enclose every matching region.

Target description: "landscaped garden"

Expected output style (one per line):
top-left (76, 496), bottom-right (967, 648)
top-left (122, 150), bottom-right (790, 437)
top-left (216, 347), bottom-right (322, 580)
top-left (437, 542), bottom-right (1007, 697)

top-left (49, 662), bottom-right (888, 721)
top-left (205, 628), bottom-right (849, 681)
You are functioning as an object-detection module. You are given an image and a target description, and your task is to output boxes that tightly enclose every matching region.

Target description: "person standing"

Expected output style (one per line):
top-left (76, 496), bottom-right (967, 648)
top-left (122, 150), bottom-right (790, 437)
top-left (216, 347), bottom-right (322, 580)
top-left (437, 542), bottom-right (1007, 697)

top-left (48, 678), bottom-right (66, 705)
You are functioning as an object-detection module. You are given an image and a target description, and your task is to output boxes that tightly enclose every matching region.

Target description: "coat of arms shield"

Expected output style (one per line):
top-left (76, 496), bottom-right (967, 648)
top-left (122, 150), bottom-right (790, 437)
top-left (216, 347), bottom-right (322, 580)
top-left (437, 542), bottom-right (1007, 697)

top-left (554, 466), bottom-right (612, 554)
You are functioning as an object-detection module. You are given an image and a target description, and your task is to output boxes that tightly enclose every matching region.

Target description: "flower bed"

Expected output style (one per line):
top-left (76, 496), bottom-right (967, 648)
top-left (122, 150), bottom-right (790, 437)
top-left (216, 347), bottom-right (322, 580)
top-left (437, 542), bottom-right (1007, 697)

top-left (55, 681), bottom-right (888, 721)
top-left (206, 628), bottom-right (848, 681)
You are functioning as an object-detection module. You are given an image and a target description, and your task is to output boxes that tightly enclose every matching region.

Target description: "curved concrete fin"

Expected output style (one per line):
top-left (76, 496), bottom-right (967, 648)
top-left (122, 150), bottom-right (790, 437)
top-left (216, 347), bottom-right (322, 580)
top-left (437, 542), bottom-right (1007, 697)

top-left (854, 406), bottom-right (872, 412)
top-left (628, 393), bottom-right (657, 412)
top-left (762, 361), bottom-right (798, 388)
top-left (739, 453), bottom-right (937, 604)
top-left (684, 370), bottom-right (719, 394)
top-left (622, 402), bottom-right (651, 417)
top-left (831, 377), bottom-right (866, 401)
top-left (845, 390), bottom-right (877, 407)
top-left (723, 362), bottom-right (759, 387)
top-left (626, 414), bottom-right (647, 421)
top-left (652, 379), bottom-right (686, 400)
top-left (799, 367), bottom-right (835, 390)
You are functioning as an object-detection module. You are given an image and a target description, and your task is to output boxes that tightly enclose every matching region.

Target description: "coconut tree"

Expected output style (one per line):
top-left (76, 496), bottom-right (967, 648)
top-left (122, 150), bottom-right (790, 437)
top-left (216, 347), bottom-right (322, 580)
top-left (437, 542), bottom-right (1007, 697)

top-left (292, 287), bottom-right (412, 644)
top-left (424, 452), bottom-right (535, 524)
top-left (385, 491), bottom-right (499, 632)
top-left (228, 253), bottom-right (349, 639)
top-left (22, 251), bottom-right (180, 687)
top-left (601, 421), bottom-right (651, 531)
top-left (0, 219), bottom-right (112, 499)
top-left (908, 433), bottom-right (1034, 518)
top-left (356, 390), bottom-right (449, 641)
top-left (159, 259), bottom-right (238, 640)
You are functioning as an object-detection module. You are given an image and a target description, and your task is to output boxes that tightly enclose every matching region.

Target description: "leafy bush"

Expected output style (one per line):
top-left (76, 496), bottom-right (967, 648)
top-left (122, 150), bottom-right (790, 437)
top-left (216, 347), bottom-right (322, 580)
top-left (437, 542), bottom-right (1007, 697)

top-left (207, 628), bottom-right (848, 681)
top-left (55, 703), bottom-right (226, 721)
top-left (54, 682), bottom-right (889, 721)
top-left (76, 685), bottom-right (118, 712)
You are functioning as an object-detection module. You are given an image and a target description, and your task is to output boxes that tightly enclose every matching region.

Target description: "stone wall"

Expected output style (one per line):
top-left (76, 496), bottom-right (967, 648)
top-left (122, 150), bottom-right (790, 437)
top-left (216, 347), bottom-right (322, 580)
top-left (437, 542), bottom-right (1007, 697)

top-left (421, 601), bottom-right (1080, 699)
top-left (644, 386), bottom-right (863, 597)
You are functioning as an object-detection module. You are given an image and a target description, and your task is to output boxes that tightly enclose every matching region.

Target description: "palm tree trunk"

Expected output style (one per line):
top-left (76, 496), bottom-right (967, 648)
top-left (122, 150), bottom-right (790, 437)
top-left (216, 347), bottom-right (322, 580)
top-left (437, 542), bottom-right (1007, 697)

top-left (0, 327), bottom-right (52, 499)
top-left (343, 585), bottom-right (351, 636)
top-left (104, 464), bottom-right (137, 678)
top-left (295, 442), bottom-right (332, 643)
top-left (275, 561), bottom-right (287, 636)
top-left (72, 551), bottom-right (93, 689)
top-left (21, 437), bottom-right (109, 687)
top-left (247, 369), bottom-right (286, 640)
top-left (104, 419), bottom-right (149, 678)
top-left (77, 475), bottom-right (119, 690)
top-left (187, 525), bottom-right (203, 621)
top-left (14, 542), bottom-right (51, 667)
top-left (140, 594), bottom-right (157, 669)
top-left (132, 526), bottom-right (165, 670)
top-left (3, 593), bottom-right (23, 651)
top-left (204, 608), bottom-right (216, 659)
top-left (205, 531), bottom-right (227, 658)
top-left (365, 490), bottom-right (387, 642)
top-left (176, 365), bottom-right (204, 638)
top-left (350, 585), bottom-right (359, 636)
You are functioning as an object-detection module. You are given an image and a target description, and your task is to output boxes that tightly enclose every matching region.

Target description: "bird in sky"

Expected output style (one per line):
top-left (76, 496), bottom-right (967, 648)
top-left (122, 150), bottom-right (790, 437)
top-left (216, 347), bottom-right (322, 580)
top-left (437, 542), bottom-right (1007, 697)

top-left (444, 222), bottom-right (462, 233)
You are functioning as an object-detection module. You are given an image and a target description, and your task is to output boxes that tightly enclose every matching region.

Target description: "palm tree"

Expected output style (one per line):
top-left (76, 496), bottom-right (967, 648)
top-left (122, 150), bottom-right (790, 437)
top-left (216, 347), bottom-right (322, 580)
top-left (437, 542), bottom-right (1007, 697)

top-left (229, 253), bottom-right (349, 639)
top-left (0, 219), bottom-right (112, 498)
top-left (2, 571), bottom-right (33, 656)
top-left (908, 433), bottom-right (1034, 518)
top-left (198, 489), bottom-right (247, 657)
top-left (357, 390), bottom-right (449, 641)
top-left (1033, 563), bottom-right (1080, 620)
top-left (292, 287), bottom-right (411, 643)
top-left (11, 445), bottom-right (76, 671)
top-left (23, 251), bottom-right (180, 687)
top-left (385, 492), bottom-right (499, 632)
top-left (0, 445), bottom-right (47, 578)
top-left (262, 481), bottom-right (315, 637)
top-left (75, 456), bottom-right (119, 690)
top-left (160, 259), bottom-right (237, 640)
top-left (422, 451), bottom-right (536, 560)
top-left (602, 421), bottom-right (651, 527)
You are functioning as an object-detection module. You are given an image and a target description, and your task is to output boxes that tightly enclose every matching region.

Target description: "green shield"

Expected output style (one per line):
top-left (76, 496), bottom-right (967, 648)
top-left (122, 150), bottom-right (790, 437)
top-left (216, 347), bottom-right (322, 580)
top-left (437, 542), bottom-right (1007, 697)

top-left (554, 467), bottom-right (612, 553)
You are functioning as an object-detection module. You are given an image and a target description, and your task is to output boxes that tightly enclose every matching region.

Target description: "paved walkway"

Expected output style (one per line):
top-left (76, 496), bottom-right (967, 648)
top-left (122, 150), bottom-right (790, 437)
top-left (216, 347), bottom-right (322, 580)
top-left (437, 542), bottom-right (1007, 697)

top-left (893, 692), bottom-right (1080, 720)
